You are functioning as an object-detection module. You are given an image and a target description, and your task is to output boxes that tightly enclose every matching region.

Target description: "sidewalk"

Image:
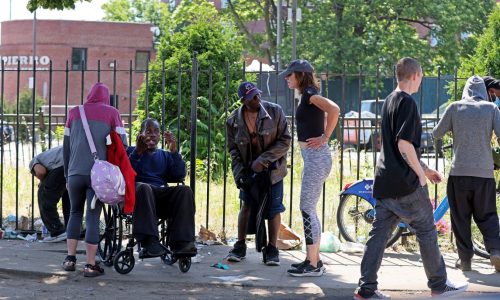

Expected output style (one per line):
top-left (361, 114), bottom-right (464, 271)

top-left (0, 239), bottom-right (499, 296)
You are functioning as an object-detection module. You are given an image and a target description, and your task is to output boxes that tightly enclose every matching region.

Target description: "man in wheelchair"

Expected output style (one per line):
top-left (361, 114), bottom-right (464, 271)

top-left (127, 118), bottom-right (196, 258)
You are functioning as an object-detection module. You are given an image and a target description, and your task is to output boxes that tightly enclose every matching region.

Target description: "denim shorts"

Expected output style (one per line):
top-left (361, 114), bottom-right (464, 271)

top-left (239, 180), bottom-right (285, 220)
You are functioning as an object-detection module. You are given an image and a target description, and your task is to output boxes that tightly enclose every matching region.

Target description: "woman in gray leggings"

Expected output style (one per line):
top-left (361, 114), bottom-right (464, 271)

top-left (62, 83), bottom-right (127, 277)
top-left (280, 60), bottom-right (340, 277)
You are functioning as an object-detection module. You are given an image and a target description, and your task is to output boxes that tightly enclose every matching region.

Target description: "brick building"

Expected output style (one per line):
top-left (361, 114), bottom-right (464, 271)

top-left (0, 19), bottom-right (154, 113)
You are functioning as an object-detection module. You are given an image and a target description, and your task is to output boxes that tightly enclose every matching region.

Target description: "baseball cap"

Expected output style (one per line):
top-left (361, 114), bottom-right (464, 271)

top-left (279, 59), bottom-right (314, 78)
top-left (238, 81), bottom-right (262, 102)
top-left (483, 76), bottom-right (500, 90)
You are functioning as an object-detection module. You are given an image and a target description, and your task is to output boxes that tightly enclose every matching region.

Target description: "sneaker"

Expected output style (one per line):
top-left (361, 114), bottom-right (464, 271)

top-left (292, 259), bottom-right (325, 272)
top-left (265, 244), bottom-right (280, 266)
top-left (83, 262), bottom-right (104, 277)
top-left (40, 232), bottom-right (67, 243)
top-left (431, 279), bottom-right (468, 297)
top-left (142, 236), bottom-right (166, 257)
top-left (455, 258), bottom-right (472, 271)
top-left (353, 288), bottom-right (391, 299)
top-left (287, 261), bottom-right (323, 277)
top-left (490, 249), bottom-right (500, 272)
top-left (226, 240), bottom-right (246, 262)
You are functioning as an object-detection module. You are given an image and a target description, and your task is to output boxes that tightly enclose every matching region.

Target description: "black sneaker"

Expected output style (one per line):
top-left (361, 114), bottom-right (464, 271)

top-left (142, 236), bottom-right (166, 257)
top-left (226, 240), bottom-right (246, 262)
top-left (431, 280), bottom-right (468, 297)
top-left (265, 244), bottom-right (280, 266)
top-left (353, 288), bottom-right (391, 299)
top-left (287, 261), bottom-right (323, 277)
top-left (291, 259), bottom-right (325, 271)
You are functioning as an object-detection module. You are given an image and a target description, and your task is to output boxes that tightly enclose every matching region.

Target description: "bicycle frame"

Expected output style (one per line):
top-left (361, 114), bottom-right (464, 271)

top-left (340, 179), bottom-right (449, 226)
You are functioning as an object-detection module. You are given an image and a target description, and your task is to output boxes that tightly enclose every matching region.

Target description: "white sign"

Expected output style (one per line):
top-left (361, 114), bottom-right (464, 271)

top-left (0, 55), bottom-right (51, 66)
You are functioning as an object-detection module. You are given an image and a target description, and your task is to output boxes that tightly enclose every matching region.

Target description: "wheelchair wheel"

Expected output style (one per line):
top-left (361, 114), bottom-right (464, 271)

top-left (98, 205), bottom-right (122, 266)
top-left (113, 250), bottom-right (135, 275)
top-left (161, 249), bottom-right (177, 265)
top-left (337, 194), bottom-right (402, 247)
top-left (178, 257), bottom-right (191, 273)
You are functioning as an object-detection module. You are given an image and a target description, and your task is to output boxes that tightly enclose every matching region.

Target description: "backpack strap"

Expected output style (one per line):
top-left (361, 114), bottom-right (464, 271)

top-left (79, 105), bottom-right (98, 160)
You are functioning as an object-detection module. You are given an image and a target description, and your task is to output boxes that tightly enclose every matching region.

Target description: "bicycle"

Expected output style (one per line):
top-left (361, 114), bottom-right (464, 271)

top-left (337, 178), bottom-right (492, 259)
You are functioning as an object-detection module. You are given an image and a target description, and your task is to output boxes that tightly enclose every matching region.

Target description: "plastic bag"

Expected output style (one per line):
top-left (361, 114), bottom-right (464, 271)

top-left (319, 232), bottom-right (341, 253)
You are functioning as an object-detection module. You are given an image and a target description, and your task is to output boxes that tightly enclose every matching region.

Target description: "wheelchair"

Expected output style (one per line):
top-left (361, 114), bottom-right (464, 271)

top-left (97, 183), bottom-right (195, 274)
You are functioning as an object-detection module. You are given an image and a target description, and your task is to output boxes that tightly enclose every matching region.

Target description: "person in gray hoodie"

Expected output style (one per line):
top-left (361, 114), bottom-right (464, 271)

top-left (433, 75), bottom-right (500, 272)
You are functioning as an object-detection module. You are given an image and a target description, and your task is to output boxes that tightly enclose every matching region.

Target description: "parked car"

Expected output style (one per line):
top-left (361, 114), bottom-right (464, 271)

top-left (343, 99), bottom-right (444, 153)
top-left (343, 100), bottom-right (383, 151)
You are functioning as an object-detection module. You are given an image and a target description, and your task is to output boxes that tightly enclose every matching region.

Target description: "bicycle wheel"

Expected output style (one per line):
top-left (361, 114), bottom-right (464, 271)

top-left (337, 194), bottom-right (402, 247)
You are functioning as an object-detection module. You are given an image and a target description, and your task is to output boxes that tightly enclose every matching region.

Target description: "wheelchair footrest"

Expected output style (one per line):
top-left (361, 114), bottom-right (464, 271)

top-left (172, 251), bottom-right (197, 258)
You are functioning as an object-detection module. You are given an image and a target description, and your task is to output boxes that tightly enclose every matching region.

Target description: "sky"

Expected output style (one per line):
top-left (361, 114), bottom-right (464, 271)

top-left (0, 0), bottom-right (107, 23)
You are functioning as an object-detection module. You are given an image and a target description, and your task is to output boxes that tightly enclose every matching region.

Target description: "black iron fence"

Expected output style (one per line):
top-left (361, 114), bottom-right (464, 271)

top-left (0, 56), bottom-right (477, 237)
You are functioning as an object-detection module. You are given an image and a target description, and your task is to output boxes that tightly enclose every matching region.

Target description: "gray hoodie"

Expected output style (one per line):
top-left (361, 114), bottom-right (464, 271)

top-left (433, 75), bottom-right (500, 178)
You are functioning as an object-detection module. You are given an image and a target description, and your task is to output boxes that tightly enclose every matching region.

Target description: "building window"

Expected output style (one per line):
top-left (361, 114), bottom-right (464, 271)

top-left (71, 48), bottom-right (87, 71)
top-left (135, 51), bottom-right (150, 73)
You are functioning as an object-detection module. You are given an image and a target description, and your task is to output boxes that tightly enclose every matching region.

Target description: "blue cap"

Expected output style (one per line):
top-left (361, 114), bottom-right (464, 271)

top-left (279, 59), bottom-right (314, 77)
top-left (238, 81), bottom-right (262, 102)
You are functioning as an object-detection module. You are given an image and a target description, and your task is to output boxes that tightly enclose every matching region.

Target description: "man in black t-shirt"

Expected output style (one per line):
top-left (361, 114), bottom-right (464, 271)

top-left (353, 58), bottom-right (468, 300)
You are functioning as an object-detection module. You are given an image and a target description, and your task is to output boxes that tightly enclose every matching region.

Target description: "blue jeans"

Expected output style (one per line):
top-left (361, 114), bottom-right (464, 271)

top-left (358, 185), bottom-right (447, 294)
top-left (240, 180), bottom-right (285, 220)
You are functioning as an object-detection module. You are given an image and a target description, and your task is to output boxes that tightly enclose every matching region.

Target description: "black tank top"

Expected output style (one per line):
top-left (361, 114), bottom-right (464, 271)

top-left (296, 86), bottom-right (324, 142)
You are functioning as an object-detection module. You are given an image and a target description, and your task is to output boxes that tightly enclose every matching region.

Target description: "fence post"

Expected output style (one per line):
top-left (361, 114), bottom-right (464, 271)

top-left (190, 52), bottom-right (198, 193)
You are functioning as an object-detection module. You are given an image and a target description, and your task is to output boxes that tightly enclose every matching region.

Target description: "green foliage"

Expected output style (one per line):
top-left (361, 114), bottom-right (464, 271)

top-left (227, 0), bottom-right (494, 74)
top-left (452, 6), bottom-right (500, 101)
top-left (282, 0), bottom-right (495, 75)
top-left (134, 0), bottom-right (245, 180)
top-left (27, 0), bottom-right (91, 12)
top-left (102, 0), bottom-right (171, 45)
top-left (3, 90), bottom-right (46, 142)
top-left (4, 90), bottom-right (45, 115)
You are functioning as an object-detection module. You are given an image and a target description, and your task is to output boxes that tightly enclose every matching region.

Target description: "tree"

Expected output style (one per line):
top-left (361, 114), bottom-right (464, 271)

top-left (227, 0), bottom-right (494, 75)
top-left (134, 0), bottom-right (245, 180)
top-left (102, 0), bottom-right (169, 26)
top-left (451, 6), bottom-right (500, 100)
top-left (27, 0), bottom-right (91, 12)
top-left (225, 0), bottom-right (277, 65)
top-left (102, 0), bottom-right (171, 46)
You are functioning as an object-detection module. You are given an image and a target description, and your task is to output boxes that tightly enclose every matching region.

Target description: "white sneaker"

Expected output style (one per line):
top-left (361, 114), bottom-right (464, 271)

top-left (431, 279), bottom-right (468, 297)
top-left (40, 232), bottom-right (67, 243)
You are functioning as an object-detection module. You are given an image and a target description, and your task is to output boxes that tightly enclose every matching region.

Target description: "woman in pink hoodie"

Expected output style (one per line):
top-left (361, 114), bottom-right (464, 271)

top-left (62, 83), bottom-right (127, 277)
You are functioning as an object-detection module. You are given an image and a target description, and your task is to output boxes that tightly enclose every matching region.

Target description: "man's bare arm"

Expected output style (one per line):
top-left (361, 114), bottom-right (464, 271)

top-left (398, 139), bottom-right (426, 186)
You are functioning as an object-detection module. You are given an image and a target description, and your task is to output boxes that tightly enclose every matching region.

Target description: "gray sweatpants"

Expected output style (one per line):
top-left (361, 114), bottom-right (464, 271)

top-left (66, 175), bottom-right (103, 245)
top-left (300, 144), bottom-right (332, 245)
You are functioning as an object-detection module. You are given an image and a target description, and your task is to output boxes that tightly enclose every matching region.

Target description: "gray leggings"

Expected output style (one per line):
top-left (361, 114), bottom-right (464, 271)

top-left (66, 175), bottom-right (102, 245)
top-left (300, 144), bottom-right (332, 245)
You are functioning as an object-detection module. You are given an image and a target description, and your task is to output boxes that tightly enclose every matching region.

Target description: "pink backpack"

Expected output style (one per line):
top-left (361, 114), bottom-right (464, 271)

top-left (79, 106), bottom-right (125, 208)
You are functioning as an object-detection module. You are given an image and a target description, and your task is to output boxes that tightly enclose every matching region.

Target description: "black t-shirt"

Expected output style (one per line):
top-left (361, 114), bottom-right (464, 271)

top-left (296, 86), bottom-right (324, 142)
top-left (373, 90), bottom-right (422, 199)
